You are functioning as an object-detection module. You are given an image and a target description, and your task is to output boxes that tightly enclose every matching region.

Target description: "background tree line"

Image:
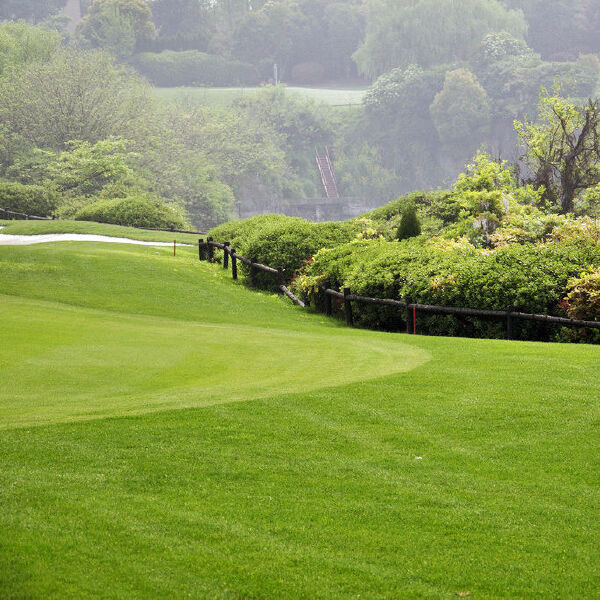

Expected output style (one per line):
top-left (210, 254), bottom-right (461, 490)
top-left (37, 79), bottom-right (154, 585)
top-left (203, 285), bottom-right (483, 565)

top-left (1, 1), bottom-right (600, 224)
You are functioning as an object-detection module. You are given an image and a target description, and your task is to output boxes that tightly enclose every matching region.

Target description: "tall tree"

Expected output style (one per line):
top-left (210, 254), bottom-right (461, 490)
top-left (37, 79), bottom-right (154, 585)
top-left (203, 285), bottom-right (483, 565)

top-left (77, 0), bottom-right (155, 57)
top-left (516, 88), bottom-right (600, 213)
top-left (354, 0), bottom-right (527, 79)
top-left (0, 0), bottom-right (67, 23)
top-left (0, 49), bottom-right (151, 150)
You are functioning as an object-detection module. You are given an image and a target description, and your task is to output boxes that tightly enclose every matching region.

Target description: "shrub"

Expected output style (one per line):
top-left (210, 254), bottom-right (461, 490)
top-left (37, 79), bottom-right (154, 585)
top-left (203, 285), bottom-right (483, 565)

top-left (397, 202), bottom-right (421, 240)
top-left (74, 195), bottom-right (188, 229)
top-left (562, 269), bottom-right (600, 321)
top-left (208, 214), bottom-right (294, 250)
top-left (131, 50), bottom-right (260, 87)
top-left (290, 62), bottom-right (326, 85)
top-left (209, 215), bottom-right (358, 286)
top-left (294, 238), bottom-right (600, 340)
top-left (0, 181), bottom-right (58, 217)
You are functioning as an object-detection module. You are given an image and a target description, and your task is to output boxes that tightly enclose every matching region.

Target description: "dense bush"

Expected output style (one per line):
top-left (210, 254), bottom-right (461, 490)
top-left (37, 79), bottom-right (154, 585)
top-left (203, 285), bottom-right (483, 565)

top-left (563, 269), bottom-right (600, 321)
top-left (294, 238), bottom-right (600, 340)
top-left (131, 51), bottom-right (260, 87)
top-left (74, 195), bottom-right (187, 229)
top-left (209, 215), bottom-right (358, 286)
top-left (207, 215), bottom-right (295, 250)
top-left (0, 181), bottom-right (58, 217)
top-left (397, 202), bottom-right (421, 240)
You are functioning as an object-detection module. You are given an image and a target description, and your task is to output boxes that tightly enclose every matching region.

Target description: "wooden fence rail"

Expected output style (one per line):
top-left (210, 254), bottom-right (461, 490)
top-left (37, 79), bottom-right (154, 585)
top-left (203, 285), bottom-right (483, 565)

top-left (0, 208), bottom-right (53, 220)
top-left (200, 238), bottom-right (600, 339)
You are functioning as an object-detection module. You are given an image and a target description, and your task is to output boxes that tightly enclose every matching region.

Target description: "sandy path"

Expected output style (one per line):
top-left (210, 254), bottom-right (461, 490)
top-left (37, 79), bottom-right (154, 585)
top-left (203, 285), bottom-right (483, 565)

top-left (0, 232), bottom-right (191, 247)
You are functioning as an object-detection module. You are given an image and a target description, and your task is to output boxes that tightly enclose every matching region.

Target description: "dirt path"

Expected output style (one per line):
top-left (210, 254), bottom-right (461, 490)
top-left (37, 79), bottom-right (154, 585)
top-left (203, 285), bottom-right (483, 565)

top-left (0, 231), bottom-right (191, 247)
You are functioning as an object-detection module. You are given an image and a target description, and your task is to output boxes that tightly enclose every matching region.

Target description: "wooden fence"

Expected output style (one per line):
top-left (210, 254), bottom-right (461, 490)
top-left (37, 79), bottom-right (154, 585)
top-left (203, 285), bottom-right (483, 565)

top-left (1, 207), bottom-right (597, 340)
top-left (200, 237), bottom-right (600, 340)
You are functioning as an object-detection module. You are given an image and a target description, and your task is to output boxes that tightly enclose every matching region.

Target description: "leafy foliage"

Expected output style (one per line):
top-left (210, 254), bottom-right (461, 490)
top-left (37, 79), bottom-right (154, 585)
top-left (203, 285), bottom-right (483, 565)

top-left (295, 237), bottom-right (600, 339)
top-left (516, 86), bottom-right (600, 213)
top-left (563, 269), bottom-right (600, 321)
top-left (354, 0), bottom-right (526, 78)
top-left (77, 0), bottom-right (155, 58)
top-left (209, 214), bottom-right (358, 285)
top-left (131, 50), bottom-right (259, 86)
top-left (0, 21), bottom-right (62, 75)
top-left (0, 49), bottom-right (151, 150)
top-left (397, 202), bottom-right (421, 240)
top-left (74, 194), bottom-right (187, 228)
top-left (430, 69), bottom-right (491, 150)
top-left (0, 181), bottom-right (58, 216)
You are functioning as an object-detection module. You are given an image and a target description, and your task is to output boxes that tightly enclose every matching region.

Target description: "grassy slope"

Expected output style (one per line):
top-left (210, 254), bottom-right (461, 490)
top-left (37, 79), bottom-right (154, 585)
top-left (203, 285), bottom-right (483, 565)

top-left (153, 86), bottom-right (366, 107)
top-left (1, 223), bottom-right (599, 598)
top-left (0, 219), bottom-right (202, 244)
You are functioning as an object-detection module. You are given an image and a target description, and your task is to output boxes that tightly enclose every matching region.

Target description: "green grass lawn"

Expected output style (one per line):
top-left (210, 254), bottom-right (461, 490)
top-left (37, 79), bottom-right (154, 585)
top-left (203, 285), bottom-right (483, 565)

top-left (0, 219), bottom-right (202, 244)
top-left (1, 223), bottom-right (599, 598)
top-left (153, 85), bottom-right (367, 107)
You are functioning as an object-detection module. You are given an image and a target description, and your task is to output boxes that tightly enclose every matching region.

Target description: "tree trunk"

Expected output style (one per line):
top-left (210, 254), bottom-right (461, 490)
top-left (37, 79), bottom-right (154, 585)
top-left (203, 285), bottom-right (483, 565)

top-left (560, 174), bottom-right (576, 214)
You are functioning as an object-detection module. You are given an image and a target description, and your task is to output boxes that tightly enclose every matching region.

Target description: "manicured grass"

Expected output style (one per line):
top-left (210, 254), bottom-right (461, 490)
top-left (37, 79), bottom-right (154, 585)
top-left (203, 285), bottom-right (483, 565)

top-left (153, 85), bottom-right (367, 107)
top-left (1, 222), bottom-right (599, 598)
top-left (0, 219), bottom-right (202, 244)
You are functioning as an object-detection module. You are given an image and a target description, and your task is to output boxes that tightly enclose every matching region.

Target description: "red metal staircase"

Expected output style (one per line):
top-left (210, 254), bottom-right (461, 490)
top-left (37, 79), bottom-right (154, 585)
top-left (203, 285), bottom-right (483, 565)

top-left (316, 147), bottom-right (339, 199)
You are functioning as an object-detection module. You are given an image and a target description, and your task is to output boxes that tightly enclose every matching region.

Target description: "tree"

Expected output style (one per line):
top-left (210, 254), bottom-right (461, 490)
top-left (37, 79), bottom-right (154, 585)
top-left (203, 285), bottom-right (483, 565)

top-left (397, 202), bottom-right (421, 240)
top-left (516, 87), bottom-right (600, 213)
top-left (77, 0), bottom-right (155, 56)
top-left (44, 138), bottom-right (141, 198)
top-left (0, 49), bottom-right (152, 150)
top-left (430, 69), bottom-right (491, 150)
top-left (0, 21), bottom-right (62, 75)
top-left (0, 0), bottom-right (67, 24)
top-left (232, 1), bottom-right (307, 77)
top-left (354, 0), bottom-right (527, 79)
top-left (148, 0), bottom-right (209, 37)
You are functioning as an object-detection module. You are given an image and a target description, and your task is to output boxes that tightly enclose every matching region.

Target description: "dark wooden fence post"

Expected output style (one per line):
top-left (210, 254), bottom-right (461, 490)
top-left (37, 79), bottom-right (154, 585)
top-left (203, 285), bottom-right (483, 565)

top-left (406, 297), bottom-right (414, 334)
top-left (324, 281), bottom-right (332, 317)
top-left (507, 306), bottom-right (515, 340)
top-left (223, 242), bottom-right (230, 269)
top-left (207, 237), bottom-right (214, 262)
top-left (231, 249), bottom-right (238, 280)
top-left (343, 287), bottom-right (354, 326)
top-left (199, 239), bottom-right (205, 261)
top-left (250, 257), bottom-right (258, 287)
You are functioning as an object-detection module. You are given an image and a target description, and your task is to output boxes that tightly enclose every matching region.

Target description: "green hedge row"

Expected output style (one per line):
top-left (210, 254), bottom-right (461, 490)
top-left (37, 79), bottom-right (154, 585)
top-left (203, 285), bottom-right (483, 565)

top-left (75, 196), bottom-right (187, 229)
top-left (208, 215), bottom-right (358, 286)
top-left (131, 51), bottom-right (260, 87)
top-left (0, 181), bottom-right (58, 217)
top-left (296, 239), bottom-right (600, 341)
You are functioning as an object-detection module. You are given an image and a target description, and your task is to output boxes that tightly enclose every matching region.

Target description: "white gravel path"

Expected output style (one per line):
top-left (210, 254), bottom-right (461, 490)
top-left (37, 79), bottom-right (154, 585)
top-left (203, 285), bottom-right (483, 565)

top-left (0, 231), bottom-right (191, 247)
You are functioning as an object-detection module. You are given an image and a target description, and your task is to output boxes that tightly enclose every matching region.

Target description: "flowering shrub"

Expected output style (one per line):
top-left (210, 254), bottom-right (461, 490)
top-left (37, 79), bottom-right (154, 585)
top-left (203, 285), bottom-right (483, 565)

top-left (562, 269), bottom-right (600, 321)
top-left (293, 238), bottom-right (600, 340)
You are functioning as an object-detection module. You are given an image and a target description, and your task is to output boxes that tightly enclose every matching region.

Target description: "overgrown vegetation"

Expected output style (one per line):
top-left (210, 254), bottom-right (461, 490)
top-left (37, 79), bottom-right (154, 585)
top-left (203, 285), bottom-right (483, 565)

top-left (209, 145), bottom-right (600, 342)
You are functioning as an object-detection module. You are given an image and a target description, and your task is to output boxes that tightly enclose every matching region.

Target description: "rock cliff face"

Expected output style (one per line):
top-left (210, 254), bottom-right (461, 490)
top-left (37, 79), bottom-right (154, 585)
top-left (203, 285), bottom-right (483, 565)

top-left (62, 0), bottom-right (81, 33)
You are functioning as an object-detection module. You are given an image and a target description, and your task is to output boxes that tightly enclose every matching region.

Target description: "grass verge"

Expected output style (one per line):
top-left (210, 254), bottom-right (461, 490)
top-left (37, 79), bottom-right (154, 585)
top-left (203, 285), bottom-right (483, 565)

top-left (0, 224), bottom-right (598, 598)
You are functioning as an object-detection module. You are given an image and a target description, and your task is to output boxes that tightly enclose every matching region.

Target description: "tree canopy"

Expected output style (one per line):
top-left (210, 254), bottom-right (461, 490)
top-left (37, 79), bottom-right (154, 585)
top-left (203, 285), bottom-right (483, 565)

top-left (354, 0), bottom-right (527, 79)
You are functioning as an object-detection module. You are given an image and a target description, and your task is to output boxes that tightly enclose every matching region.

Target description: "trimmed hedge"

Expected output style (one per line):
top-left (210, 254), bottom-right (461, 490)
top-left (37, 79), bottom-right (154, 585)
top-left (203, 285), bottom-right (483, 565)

top-left (75, 196), bottom-right (187, 229)
top-left (294, 238), bottom-right (600, 341)
top-left (209, 215), bottom-right (358, 286)
top-left (0, 181), bottom-right (58, 217)
top-left (131, 50), bottom-right (260, 87)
